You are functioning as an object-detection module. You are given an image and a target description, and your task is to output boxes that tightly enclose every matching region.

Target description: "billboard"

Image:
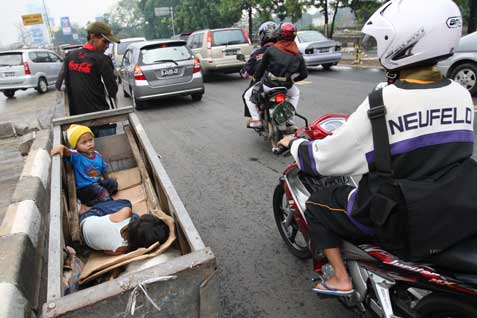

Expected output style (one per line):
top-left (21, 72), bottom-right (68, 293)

top-left (61, 16), bottom-right (72, 35)
top-left (22, 13), bottom-right (43, 26)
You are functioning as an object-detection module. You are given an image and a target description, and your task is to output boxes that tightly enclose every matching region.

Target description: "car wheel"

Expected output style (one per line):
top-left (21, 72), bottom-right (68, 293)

top-left (450, 63), bottom-right (477, 95)
top-left (191, 93), bottom-right (203, 101)
top-left (131, 88), bottom-right (144, 110)
top-left (322, 63), bottom-right (333, 70)
top-left (3, 90), bottom-right (16, 98)
top-left (37, 77), bottom-right (48, 94)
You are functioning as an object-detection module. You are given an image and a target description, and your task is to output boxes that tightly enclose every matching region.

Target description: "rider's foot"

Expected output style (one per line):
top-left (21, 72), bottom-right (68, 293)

top-left (248, 120), bottom-right (262, 128)
top-left (314, 275), bottom-right (353, 292)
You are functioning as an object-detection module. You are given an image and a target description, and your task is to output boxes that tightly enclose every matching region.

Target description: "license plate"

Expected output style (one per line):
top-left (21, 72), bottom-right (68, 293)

top-left (3, 72), bottom-right (15, 77)
top-left (161, 68), bottom-right (179, 76)
top-left (225, 49), bottom-right (238, 56)
top-left (317, 48), bottom-right (330, 53)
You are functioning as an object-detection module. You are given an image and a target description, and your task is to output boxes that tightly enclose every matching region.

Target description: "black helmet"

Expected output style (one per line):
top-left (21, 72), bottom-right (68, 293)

top-left (258, 21), bottom-right (278, 45)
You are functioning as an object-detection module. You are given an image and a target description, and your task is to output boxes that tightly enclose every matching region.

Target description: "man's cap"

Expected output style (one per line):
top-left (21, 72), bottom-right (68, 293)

top-left (67, 124), bottom-right (94, 149)
top-left (86, 22), bottom-right (120, 43)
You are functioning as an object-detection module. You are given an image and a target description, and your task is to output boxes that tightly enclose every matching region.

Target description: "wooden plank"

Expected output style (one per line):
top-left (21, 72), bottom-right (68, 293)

top-left (124, 125), bottom-right (160, 212)
top-left (61, 191), bottom-right (72, 245)
top-left (59, 115), bottom-right (128, 132)
top-left (47, 126), bottom-right (65, 301)
top-left (53, 107), bottom-right (133, 127)
top-left (200, 270), bottom-right (219, 318)
top-left (43, 248), bottom-right (215, 317)
top-left (94, 134), bottom-right (133, 163)
top-left (129, 113), bottom-right (206, 252)
top-left (65, 163), bottom-right (81, 243)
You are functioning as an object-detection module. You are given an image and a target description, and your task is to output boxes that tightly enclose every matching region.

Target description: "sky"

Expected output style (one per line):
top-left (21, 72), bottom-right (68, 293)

top-left (0, 0), bottom-right (118, 46)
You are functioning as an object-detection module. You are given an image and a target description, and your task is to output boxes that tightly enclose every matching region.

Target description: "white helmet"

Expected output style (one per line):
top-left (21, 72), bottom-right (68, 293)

top-left (361, 0), bottom-right (462, 71)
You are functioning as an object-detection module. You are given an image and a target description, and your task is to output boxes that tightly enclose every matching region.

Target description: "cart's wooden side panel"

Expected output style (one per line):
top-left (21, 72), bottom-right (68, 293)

top-left (129, 113), bottom-right (206, 252)
top-left (43, 249), bottom-right (216, 318)
top-left (47, 126), bottom-right (65, 302)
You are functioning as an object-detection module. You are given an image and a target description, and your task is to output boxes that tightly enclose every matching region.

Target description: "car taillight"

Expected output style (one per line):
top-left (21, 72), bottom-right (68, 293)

top-left (207, 31), bottom-right (212, 49)
top-left (133, 64), bottom-right (146, 81)
top-left (23, 61), bottom-right (31, 75)
top-left (193, 58), bottom-right (201, 73)
top-left (275, 93), bottom-right (286, 103)
top-left (243, 30), bottom-right (251, 45)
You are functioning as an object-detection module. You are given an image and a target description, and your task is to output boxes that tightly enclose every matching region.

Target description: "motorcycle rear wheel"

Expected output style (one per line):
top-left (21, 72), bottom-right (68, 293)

top-left (273, 184), bottom-right (311, 259)
top-left (415, 293), bottom-right (477, 318)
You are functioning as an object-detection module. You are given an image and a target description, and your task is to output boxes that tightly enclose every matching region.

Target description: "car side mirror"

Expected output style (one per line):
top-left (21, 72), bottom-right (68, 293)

top-left (236, 53), bottom-right (246, 62)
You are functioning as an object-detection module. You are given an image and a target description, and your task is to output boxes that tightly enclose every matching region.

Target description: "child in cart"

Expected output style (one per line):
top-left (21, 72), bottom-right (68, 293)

top-left (51, 124), bottom-right (118, 206)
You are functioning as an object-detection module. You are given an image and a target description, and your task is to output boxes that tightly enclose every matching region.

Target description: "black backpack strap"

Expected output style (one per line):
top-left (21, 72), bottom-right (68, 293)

top-left (367, 89), bottom-right (393, 176)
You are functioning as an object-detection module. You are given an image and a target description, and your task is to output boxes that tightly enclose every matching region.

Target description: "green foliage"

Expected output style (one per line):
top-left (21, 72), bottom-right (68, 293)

top-left (106, 0), bottom-right (146, 39)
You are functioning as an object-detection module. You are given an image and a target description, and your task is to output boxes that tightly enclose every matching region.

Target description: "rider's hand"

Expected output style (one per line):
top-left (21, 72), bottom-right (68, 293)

top-left (278, 135), bottom-right (297, 148)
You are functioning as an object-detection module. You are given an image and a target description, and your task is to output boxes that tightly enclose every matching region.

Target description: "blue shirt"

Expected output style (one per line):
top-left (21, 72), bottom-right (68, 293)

top-left (68, 150), bottom-right (108, 189)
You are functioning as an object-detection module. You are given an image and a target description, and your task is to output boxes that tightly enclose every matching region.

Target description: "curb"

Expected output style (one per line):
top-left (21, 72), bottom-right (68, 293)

top-left (0, 129), bottom-right (52, 318)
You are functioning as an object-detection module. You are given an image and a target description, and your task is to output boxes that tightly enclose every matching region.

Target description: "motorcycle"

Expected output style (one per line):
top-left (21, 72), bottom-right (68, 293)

top-left (238, 53), bottom-right (297, 154)
top-left (273, 113), bottom-right (477, 318)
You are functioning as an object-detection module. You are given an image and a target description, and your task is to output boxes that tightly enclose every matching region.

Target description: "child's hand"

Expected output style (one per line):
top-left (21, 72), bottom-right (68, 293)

top-left (51, 146), bottom-right (63, 156)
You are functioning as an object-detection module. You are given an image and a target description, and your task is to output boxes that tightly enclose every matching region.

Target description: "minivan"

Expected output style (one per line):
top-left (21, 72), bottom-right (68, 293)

top-left (0, 49), bottom-right (63, 98)
top-left (187, 28), bottom-right (252, 76)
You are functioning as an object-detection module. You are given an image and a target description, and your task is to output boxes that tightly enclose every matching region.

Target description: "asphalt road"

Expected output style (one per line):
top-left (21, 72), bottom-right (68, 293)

top-left (116, 66), bottom-right (384, 318)
top-left (1, 67), bottom-right (475, 317)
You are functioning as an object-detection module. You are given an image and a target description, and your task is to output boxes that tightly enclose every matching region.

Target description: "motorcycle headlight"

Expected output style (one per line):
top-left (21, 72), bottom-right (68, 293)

top-left (319, 117), bottom-right (346, 133)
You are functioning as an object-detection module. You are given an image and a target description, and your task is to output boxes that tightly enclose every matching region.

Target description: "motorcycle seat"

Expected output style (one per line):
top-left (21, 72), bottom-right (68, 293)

top-left (428, 236), bottom-right (477, 275)
top-left (264, 87), bottom-right (287, 97)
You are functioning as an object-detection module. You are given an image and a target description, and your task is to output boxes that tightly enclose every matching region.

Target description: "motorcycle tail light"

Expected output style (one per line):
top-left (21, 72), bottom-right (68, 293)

top-left (193, 58), bottom-right (201, 73)
top-left (275, 93), bottom-right (286, 103)
top-left (24, 61), bottom-right (31, 75)
top-left (133, 64), bottom-right (146, 81)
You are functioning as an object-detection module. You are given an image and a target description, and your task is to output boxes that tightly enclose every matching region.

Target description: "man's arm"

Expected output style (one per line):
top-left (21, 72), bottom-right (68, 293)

top-left (99, 56), bottom-right (118, 99)
top-left (293, 56), bottom-right (308, 83)
top-left (289, 98), bottom-right (372, 177)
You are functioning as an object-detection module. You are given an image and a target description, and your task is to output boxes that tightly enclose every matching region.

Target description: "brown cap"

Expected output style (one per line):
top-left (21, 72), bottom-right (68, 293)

top-left (86, 22), bottom-right (120, 43)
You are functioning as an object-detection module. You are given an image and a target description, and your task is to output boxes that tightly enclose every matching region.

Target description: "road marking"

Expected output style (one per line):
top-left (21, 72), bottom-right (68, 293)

top-left (295, 80), bottom-right (313, 86)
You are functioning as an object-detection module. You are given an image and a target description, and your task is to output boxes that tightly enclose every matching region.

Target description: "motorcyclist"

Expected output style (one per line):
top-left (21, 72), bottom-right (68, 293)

top-left (242, 21), bottom-right (278, 126)
top-left (279, 0), bottom-right (477, 296)
top-left (249, 23), bottom-right (308, 128)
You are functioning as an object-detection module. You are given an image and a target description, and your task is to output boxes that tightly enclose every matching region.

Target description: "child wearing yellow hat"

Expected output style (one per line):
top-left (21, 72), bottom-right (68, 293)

top-left (51, 124), bottom-right (118, 206)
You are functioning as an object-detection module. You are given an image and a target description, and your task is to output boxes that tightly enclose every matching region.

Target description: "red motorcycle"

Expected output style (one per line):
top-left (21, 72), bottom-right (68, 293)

top-left (273, 113), bottom-right (477, 318)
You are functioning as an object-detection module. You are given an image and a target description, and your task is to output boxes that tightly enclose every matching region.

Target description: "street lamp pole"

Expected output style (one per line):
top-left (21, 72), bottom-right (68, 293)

top-left (41, 0), bottom-right (54, 46)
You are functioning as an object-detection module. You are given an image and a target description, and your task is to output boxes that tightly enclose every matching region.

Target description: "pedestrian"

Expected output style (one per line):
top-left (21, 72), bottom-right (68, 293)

top-left (51, 124), bottom-right (118, 206)
top-left (62, 21), bottom-right (120, 137)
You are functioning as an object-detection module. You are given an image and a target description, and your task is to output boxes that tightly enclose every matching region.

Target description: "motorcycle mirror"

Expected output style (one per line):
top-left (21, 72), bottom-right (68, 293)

top-left (295, 112), bottom-right (309, 129)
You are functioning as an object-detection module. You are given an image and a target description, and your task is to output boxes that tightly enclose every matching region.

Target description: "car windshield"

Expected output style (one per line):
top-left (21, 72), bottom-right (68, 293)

top-left (118, 40), bottom-right (144, 55)
top-left (212, 30), bottom-right (246, 46)
top-left (297, 31), bottom-right (328, 43)
top-left (0, 53), bottom-right (23, 66)
top-left (140, 43), bottom-right (191, 65)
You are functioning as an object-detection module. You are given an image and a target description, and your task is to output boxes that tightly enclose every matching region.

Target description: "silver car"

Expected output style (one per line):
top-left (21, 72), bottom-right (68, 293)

top-left (295, 30), bottom-right (342, 70)
top-left (119, 40), bottom-right (205, 110)
top-left (437, 31), bottom-right (477, 95)
top-left (0, 49), bottom-right (63, 98)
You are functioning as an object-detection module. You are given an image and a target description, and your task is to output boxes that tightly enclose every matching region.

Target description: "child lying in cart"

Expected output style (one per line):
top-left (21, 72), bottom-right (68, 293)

top-left (79, 199), bottom-right (170, 255)
top-left (51, 124), bottom-right (118, 206)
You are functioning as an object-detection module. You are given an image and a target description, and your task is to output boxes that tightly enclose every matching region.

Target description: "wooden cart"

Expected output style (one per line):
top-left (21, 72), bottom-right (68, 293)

top-left (43, 107), bottom-right (218, 318)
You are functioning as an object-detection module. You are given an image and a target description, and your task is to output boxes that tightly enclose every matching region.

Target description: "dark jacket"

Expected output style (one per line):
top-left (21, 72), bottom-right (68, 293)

top-left (254, 45), bottom-right (308, 89)
top-left (63, 43), bottom-right (117, 115)
top-left (242, 42), bottom-right (274, 77)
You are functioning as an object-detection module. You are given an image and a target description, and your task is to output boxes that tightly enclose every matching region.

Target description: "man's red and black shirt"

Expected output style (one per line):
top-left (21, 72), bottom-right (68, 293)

top-left (63, 43), bottom-right (118, 115)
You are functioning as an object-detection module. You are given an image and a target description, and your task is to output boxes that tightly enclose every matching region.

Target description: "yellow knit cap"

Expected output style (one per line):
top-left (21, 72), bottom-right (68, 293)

top-left (66, 124), bottom-right (94, 149)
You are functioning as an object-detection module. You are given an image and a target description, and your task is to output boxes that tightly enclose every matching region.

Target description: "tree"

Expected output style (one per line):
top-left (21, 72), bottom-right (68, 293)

top-left (107, 0), bottom-right (146, 39)
top-left (454, 0), bottom-right (477, 33)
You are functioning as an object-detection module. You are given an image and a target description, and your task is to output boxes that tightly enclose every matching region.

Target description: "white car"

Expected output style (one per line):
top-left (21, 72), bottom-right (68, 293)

top-left (0, 49), bottom-right (63, 98)
top-left (437, 31), bottom-right (477, 95)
